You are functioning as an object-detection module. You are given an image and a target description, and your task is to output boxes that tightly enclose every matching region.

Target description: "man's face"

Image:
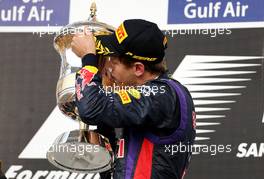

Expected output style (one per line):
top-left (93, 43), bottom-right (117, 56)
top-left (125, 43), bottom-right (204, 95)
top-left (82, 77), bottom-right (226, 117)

top-left (103, 56), bottom-right (137, 87)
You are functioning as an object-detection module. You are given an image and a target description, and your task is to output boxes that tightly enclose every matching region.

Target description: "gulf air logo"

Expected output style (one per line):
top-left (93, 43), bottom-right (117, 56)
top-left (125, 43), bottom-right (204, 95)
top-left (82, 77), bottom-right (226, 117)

top-left (19, 55), bottom-right (264, 159)
top-left (115, 23), bottom-right (128, 44)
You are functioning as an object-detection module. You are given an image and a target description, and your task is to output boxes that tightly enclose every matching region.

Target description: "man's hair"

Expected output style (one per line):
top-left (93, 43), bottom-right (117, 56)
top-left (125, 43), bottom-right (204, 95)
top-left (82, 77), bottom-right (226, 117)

top-left (119, 57), bottom-right (168, 75)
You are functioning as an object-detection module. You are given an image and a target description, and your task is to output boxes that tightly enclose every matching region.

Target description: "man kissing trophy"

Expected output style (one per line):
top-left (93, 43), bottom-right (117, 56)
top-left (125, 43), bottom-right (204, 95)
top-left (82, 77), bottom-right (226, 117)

top-left (46, 2), bottom-right (116, 173)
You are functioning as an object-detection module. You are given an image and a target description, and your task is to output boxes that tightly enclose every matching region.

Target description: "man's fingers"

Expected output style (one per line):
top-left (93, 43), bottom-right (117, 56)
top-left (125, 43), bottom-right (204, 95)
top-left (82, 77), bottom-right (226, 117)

top-left (72, 35), bottom-right (79, 44)
top-left (71, 41), bottom-right (79, 55)
top-left (71, 41), bottom-right (76, 49)
top-left (70, 28), bottom-right (96, 57)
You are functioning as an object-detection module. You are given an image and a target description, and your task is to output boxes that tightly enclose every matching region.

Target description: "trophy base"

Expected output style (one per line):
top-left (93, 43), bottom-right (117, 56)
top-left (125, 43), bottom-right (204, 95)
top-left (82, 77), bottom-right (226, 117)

top-left (47, 130), bottom-right (113, 173)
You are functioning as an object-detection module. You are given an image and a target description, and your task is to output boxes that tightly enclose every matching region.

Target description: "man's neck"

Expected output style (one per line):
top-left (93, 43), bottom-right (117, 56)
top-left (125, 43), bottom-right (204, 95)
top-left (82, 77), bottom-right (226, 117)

top-left (136, 72), bottom-right (161, 85)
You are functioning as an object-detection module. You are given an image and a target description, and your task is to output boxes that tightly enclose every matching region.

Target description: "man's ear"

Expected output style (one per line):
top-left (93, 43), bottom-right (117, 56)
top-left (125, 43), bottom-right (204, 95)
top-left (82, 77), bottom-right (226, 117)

top-left (133, 62), bottom-right (145, 77)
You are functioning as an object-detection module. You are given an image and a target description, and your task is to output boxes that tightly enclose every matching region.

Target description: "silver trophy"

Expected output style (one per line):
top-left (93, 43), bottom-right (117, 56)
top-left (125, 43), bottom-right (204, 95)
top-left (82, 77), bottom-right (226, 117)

top-left (46, 2), bottom-right (115, 173)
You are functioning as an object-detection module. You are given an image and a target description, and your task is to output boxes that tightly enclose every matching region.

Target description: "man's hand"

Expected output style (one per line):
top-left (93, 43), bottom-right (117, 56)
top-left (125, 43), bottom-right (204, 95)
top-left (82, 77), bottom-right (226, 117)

top-left (71, 27), bottom-right (96, 58)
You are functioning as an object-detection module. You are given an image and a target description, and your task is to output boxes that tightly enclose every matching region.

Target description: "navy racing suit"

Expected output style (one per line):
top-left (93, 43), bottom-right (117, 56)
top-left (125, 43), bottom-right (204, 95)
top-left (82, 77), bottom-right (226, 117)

top-left (75, 54), bottom-right (196, 179)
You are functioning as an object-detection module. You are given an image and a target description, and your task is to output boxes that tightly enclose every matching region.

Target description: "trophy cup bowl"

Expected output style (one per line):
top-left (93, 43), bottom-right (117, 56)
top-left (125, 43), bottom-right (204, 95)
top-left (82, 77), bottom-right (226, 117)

top-left (46, 3), bottom-right (115, 173)
top-left (55, 22), bottom-right (115, 120)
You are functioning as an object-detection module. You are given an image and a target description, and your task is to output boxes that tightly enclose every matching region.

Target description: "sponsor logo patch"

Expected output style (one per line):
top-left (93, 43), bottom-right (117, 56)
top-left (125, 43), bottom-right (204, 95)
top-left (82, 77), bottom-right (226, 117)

top-left (117, 90), bottom-right (131, 104)
top-left (115, 23), bottom-right (128, 44)
top-left (77, 66), bottom-right (98, 91)
top-left (128, 89), bottom-right (141, 99)
top-left (95, 38), bottom-right (113, 55)
top-left (125, 52), bottom-right (157, 61)
top-left (117, 139), bottom-right (125, 158)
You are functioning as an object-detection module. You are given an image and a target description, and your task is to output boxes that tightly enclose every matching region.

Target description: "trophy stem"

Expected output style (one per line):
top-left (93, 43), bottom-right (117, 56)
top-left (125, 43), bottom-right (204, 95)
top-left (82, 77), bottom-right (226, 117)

top-left (78, 118), bottom-right (88, 142)
top-left (78, 118), bottom-right (88, 130)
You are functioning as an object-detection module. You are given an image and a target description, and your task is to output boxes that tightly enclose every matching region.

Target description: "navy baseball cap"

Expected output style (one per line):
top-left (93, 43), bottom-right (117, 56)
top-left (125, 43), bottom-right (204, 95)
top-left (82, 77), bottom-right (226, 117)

top-left (95, 19), bottom-right (167, 63)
